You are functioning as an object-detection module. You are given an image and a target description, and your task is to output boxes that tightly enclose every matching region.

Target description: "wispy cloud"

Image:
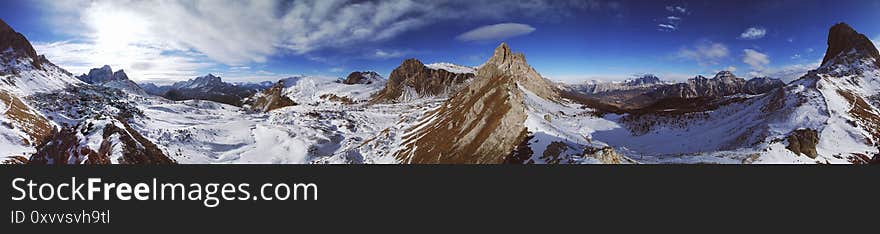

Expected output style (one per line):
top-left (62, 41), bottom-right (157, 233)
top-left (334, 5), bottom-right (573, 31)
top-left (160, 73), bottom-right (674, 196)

top-left (372, 49), bottom-right (407, 59)
top-left (657, 4), bottom-right (688, 32)
top-left (32, 40), bottom-right (213, 83)
top-left (763, 61), bottom-right (821, 81)
top-left (658, 24), bottom-right (677, 31)
top-left (739, 27), bottom-right (767, 40)
top-left (34, 0), bottom-right (600, 83)
top-left (457, 23), bottom-right (536, 42)
top-left (677, 41), bottom-right (729, 66)
top-left (665, 5), bottom-right (688, 14)
top-left (743, 49), bottom-right (770, 71)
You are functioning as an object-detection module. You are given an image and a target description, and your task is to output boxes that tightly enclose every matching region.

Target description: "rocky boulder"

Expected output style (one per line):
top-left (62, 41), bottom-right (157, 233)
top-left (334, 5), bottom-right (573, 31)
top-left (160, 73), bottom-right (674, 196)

top-left (786, 129), bottom-right (819, 158)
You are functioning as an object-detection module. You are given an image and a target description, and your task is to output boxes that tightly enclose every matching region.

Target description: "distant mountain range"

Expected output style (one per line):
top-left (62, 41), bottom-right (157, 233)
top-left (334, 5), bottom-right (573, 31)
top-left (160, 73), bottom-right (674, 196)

top-left (2, 17), bottom-right (879, 164)
top-left (138, 74), bottom-right (273, 106)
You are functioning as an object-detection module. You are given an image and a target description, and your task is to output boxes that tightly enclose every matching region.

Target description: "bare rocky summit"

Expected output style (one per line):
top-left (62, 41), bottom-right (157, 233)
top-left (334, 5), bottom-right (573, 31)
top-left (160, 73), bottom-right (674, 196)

top-left (395, 43), bottom-right (560, 163)
top-left (370, 58), bottom-right (475, 103)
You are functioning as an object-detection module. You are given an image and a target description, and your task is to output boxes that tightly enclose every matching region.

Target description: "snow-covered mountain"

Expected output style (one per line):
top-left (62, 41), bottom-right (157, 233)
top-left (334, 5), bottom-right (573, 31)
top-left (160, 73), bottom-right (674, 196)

top-left (3, 16), bottom-right (878, 164)
top-left (1, 19), bottom-right (174, 164)
top-left (77, 65), bottom-right (147, 95)
top-left (561, 71), bottom-right (784, 111)
top-left (425, 62), bottom-right (477, 74)
top-left (140, 74), bottom-right (270, 106)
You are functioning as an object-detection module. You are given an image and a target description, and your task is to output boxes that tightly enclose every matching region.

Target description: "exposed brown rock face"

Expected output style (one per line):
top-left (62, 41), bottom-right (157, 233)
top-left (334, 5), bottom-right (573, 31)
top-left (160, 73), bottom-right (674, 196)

top-left (0, 90), bottom-right (53, 147)
top-left (786, 129), bottom-right (819, 158)
top-left (836, 90), bottom-right (880, 143)
top-left (481, 43), bottom-right (560, 101)
top-left (396, 65), bottom-right (528, 163)
top-left (395, 43), bottom-right (559, 164)
top-left (342, 71), bottom-right (381, 85)
top-left (29, 120), bottom-right (175, 165)
top-left (370, 58), bottom-right (474, 103)
top-left (0, 19), bottom-right (44, 69)
top-left (821, 23), bottom-right (880, 68)
top-left (244, 80), bottom-right (297, 112)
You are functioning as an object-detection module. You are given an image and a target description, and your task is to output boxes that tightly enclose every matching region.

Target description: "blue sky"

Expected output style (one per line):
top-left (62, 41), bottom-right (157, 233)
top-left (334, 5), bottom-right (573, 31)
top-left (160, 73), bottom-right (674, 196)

top-left (2, 0), bottom-right (879, 84)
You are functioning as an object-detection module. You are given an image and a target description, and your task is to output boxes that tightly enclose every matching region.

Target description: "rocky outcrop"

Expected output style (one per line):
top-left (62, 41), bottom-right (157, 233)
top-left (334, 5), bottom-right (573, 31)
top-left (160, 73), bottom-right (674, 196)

top-left (395, 43), bottom-right (560, 164)
top-left (243, 80), bottom-right (297, 112)
top-left (0, 19), bottom-right (48, 70)
top-left (77, 65), bottom-right (146, 95)
top-left (582, 146), bottom-right (627, 164)
top-left (370, 59), bottom-right (475, 103)
top-left (786, 129), bottom-right (819, 158)
top-left (29, 119), bottom-right (175, 165)
top-left (341, 71), bottom-right (382, 85)
top-left (0, 90), bottom-right (53, 147)
top-left (821, 23), bottom-right (880, 68)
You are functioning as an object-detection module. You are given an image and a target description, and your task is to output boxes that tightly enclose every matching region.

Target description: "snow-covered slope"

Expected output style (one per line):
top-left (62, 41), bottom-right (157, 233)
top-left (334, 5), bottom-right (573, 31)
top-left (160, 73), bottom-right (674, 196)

top-left (425, 62), bottom-right (476, 74)
top-left (279, 75), bottom-right (384, 105)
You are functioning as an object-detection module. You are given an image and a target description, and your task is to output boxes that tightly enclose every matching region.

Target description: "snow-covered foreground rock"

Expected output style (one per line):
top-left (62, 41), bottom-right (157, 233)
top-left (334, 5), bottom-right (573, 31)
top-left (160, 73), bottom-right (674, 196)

top-left (132, 95), bottom-right (441, 164)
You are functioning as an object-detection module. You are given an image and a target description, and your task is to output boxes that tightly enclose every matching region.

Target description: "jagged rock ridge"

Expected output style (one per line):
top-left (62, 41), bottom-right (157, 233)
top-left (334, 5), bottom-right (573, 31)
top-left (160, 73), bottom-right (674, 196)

top-left (341, 71), bottom-right (383, 85)
top-left (370, 58), bottom-right (475, 103)
top-left (395, 43), bottom-right (561, 163)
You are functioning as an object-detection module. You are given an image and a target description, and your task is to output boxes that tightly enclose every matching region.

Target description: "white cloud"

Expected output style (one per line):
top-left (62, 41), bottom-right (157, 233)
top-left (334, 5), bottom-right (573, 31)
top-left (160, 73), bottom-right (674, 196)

top-left (739, 27), bottom-right (767, 40)
top-left (35, 0), bottom-right (598, 83)
top-left (763, 61), bottom-right (821, 81)
top-left (677, 41), bottom-right (730, 66)
top-left (456, 23), bottom-right (536, 42)
top-left (665, 5), bottom-right (688, 13)
top-left (743, 49), bottom-right (770, 71)
top-left (658, 5), bottom-right (687, 32)
top-left (725, 66), bottom-right (737, 72)
top-left (373, 49), bottom-right (406, 59)
top-left (33, 40), bottom-right (213, 83)
top-left (658, 24), bottom-right (677, 31)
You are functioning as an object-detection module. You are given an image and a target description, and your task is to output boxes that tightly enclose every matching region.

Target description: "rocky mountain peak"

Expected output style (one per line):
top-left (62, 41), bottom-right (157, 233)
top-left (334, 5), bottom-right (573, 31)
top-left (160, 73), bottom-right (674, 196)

top-left (479, 42), bottom-right (559, 100)
top-left (342, 71), bottom-right (382, 85)
top-left (113, 69), bottom-right (129, 81)
top-left (483, 42), bottom-right (529, 74)
top-left (370, 58), bottom-right (474, 103)
top-left (78, 65), bottom-right (130, 84)
top-left (197, 74), bottom-right (221, 82)
top-left (821, 22), bottom-right (880, 68)
top-left (712, 71), bottom-right (741, 83)
top-left (626, 74), bottom-right (662, 86)
top-left (400, 58), bottom-right (425, 68)
top-left (0, 19), bottom-right (45, 69)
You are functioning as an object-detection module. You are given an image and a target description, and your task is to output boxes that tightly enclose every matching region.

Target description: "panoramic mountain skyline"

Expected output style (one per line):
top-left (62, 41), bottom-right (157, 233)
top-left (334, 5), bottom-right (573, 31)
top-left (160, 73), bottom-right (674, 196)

top-left (2, 0), bottom-right (880, 84)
